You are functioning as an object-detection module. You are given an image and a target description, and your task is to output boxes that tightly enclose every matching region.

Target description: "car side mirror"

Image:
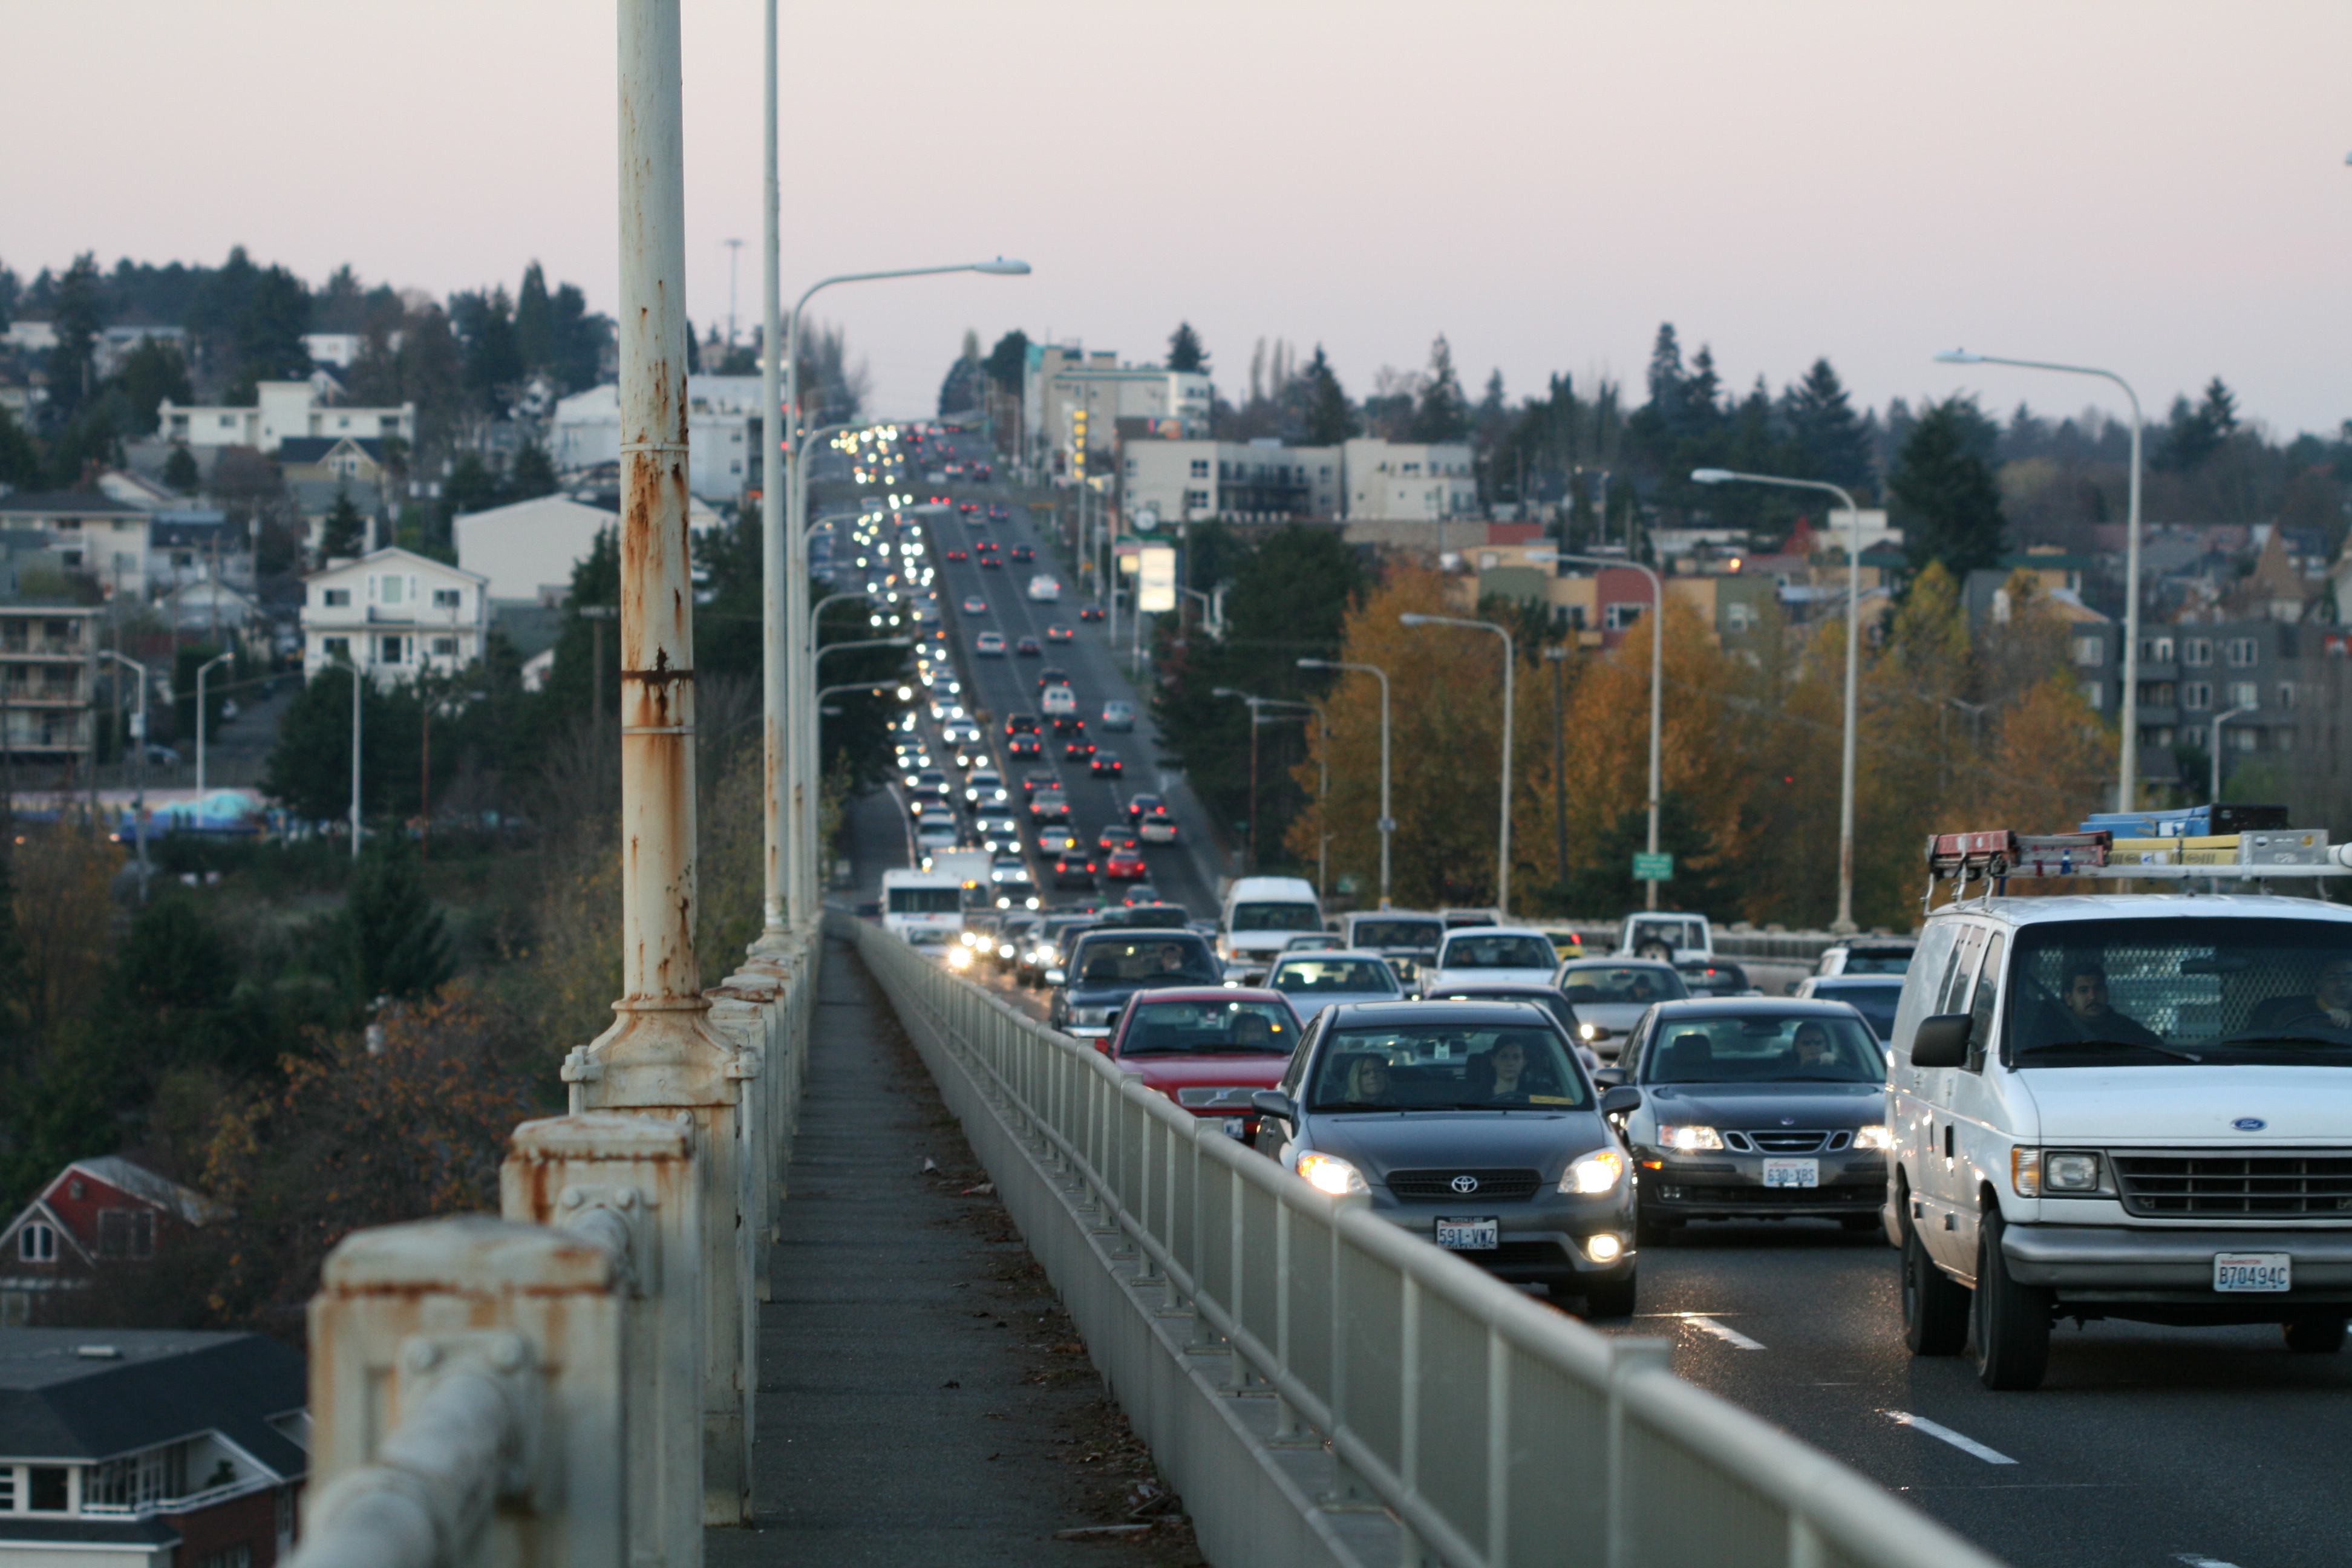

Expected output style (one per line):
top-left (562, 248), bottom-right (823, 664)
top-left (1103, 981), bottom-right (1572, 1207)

top-left (1599, 1085), bottom-right (1642, 1117)
top-left (1250, 1089), bottom-right (1296, 1123)
top-left (1910, 1013), bottom-right (1973, 1069)
top-left (1592, 1067), bottom-right (1627, 1088)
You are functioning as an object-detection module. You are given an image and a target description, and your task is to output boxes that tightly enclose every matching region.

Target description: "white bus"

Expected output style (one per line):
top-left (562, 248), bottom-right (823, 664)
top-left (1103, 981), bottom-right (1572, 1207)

top-left (881, 867), bottom-right (967, 946)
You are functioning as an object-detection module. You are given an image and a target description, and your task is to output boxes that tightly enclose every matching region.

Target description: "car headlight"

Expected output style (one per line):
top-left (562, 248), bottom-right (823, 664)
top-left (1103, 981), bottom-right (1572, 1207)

top-left (1854, 1124), bottom-right (1894, 1151)
top-left (2012, 1148), bottom-right (2104, 1197)
top-left (1295, 1151), bottom-right (1368, 1197)
top-left (998, 944), bottom-right (1015, 959)
top-left (1578, 1022), bottom-right (1599, 1041)
top-left (946, 946), bottom-right (973, 970)
top-left (1563, 1149), bottom-right (1627, 1195)
top-left (1656, 1125), bottom-right (1725, 1152)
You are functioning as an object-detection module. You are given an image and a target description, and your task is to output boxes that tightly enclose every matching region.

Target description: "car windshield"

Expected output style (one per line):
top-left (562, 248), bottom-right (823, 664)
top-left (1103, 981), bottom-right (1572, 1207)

top-left (1641, 1014), bottom-right (1884, 1083)
top-left (1441, 935), bottom-right (1557, 970)
top-left (1270, 958), bottom-right (1397, 995)
top-left (1309, 1022), bottom-right (1590, 1111)
top-left (1353, 918), bottom-right (1444, 950)
top-left (1561, 964), bottom-right (1689, 1004)
top-left (1233, 901), bottom-right (1322, 933)
top-left (1069, 936), bottom-right (1221, 987)
top-left (1841, 950), bottom-right (1914, 976)
top-left (1120, 998), bottom-right (1296, 1056)
top-left (1811, 979), bottom-right (1901, 1040)
top-left (2004, 916), bottom-right (2352, 1067)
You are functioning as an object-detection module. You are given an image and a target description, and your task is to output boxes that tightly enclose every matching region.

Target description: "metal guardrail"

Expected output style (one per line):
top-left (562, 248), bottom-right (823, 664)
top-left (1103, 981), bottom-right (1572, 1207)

top-left (846, 913), bottom-right (2004, 1568)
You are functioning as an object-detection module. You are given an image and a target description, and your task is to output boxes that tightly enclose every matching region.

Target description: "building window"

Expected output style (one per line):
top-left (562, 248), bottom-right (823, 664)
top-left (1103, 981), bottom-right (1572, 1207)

top-left (2230, 726), bottom-right (2259, 753)
top-left (2138, 636), bottom-right (2173, 663)
top-left (97, 1209), bottom-right (154, 1259)
top-left (2278, 682), bottom-right (2297, 711)
top-left (2073, 636), bottom-right (2106, 667)
top-left (2183, 638), bottom-right (2212, 667)
top-left (1182, 489), bottom-right (1209, 509)
top-left (378, 575), bottom-right (404, 607)
top-left (1724, 602), bottom-right (1756, 632)
top-left (18, 1222), bottom-right (55, 1261)
top-left (0, 1467), bottom-right (13, 1509)
top-left (27, 1466), bottom-right (67, 1512)
top-left (433, 589), bottom-right (461, 609)
top-left (2082, 681), bottom-right (2105, 711)
top-left (430, 637), bottom-right (458, 658)
top-left (2227, 681), bottom-right (2259, 710)
top-left (2225, 638), bottom-right (2258, 667)
top-left (323, 589), bottom-right (350, 607)
top-left (378, 636), bottom-right (405, 665)
top-left (2182, 681), bottom-right (2211, 711)
top-left (198, 1547), bottom-right (253, 1568)
top-left (1186, 457), bottom-right (1208, 478)
top-left (1604, 603), bottom-right (1644, 632)
top-left (2276, 728), bottom-right (2296, 753)
top-left (322, 638), bottom-right (351, 661)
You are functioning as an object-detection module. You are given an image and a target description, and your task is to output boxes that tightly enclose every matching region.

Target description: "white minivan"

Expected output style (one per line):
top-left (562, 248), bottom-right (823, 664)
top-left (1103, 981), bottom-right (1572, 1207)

top-left (1218, 875), bottom-right (1323, 975)
top-left (1890, 889), bottom-right (2352, 1390)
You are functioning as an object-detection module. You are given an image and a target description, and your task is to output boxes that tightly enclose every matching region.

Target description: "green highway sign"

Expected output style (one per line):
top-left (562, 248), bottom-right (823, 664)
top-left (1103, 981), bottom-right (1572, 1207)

top-left (1632, 851), bottom-right (1674, 882)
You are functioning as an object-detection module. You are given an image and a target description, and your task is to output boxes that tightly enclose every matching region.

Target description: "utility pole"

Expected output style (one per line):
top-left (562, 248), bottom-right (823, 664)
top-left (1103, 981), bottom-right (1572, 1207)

top-left (348, 658), bottom-right (362, 858)
top-left (723, 237), bottom-right (743, 350)
top-left (1546, 645), bottom-right (1569, 889)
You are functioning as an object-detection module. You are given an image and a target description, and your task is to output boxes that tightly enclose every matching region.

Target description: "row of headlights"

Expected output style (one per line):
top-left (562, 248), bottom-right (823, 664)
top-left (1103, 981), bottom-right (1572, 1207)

top-left (1654, 1124), bottom-right (1893, 1152)
top-left (1293, 1148), bottom-right (1627, 1199)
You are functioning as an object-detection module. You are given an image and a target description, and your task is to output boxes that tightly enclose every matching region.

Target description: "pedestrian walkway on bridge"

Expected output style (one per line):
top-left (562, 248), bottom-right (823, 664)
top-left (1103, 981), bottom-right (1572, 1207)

top-left (710, 932), bottom-right (1204, 1567)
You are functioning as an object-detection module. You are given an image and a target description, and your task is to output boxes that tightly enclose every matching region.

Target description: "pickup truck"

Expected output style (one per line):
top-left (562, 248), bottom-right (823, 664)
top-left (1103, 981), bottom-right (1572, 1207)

top-left (1616, 912), bottom-right (1713, 964)
top-left (1890, 881), bottom-right (2352, 1389)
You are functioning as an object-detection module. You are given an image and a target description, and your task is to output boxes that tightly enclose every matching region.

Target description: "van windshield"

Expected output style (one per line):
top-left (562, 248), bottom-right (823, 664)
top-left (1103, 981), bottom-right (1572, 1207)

top-left (1232, 901), bottom-right (1321, 933)
top-left (1353, 919), bottom-right (1444, 949)
top-left (2005, 916), bottom-right (2352, 1067)
top-left (887, 886), bottom-right (961, 914)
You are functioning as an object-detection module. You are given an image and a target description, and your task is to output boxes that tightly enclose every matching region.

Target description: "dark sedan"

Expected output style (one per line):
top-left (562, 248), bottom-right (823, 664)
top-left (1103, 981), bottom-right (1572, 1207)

top-left (1250, 1001), bottom-right (1641, 1316)
top-left (1050, 929), bottom-right (1224, 1038)
top-left (1602, 998), bottom-right (1889, 1243)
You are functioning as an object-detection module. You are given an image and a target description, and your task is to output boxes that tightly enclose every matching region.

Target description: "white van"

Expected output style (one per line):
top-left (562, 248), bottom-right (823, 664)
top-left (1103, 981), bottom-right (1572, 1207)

top-left (1040, 682), bottom-right (1077, 717)
top-left (1890, 878), bottom-right (2352, 1389)
top-left (1218, 875), bottom-right (1323, 973)
top-left (1027, 573), bottom-right (1062, 603)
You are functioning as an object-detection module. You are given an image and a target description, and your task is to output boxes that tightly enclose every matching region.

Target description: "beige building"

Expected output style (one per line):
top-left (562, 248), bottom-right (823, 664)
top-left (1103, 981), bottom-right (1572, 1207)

top-left (0, 602), bottom-right (98, 760)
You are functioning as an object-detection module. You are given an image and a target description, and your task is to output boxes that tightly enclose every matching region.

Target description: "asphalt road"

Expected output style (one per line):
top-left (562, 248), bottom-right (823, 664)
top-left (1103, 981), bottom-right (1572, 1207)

top-left (1589, 1217), bottom-right (2352, 1568)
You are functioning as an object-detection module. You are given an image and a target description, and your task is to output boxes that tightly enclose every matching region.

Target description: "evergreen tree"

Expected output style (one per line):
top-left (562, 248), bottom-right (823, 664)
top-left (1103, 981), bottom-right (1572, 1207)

top-left (116, 338), bottom-right (192, 436)
top-left (232, 264), bottom-right (312, 384)
top-left (321, 492), bottom-right (367, 557)
top-left (0, 406), bottom-right (42, 490)
top-left (507, 440), bottom-right (557, 501)
top-left (1300, 345), bottom-right (1357, 445)
top-left (260, 667), bottom-right (422, 821)
top-left (332, 841), bottom-right (452, 1004)
top-left (1643, 322), bottom-right (1685, 422)
top-left (1678, 345), bottom-right (1723, 439)
top-left (514, 262), bottom-right (555, 370)
top-left (44, 253), bottom-right (104, 426)
top-left (2158, 376), bottom-right (2239, 472)
top-left (1782, 358), bottom-right (1873, 490)
top-left (1892, 397), bottom-right (2007, 581)
top-left (162, 444), bottom-right (200, 494)
top-left (547, 283), bottom-right (603, 393)
top-left (1407, 335), bottom-right (1469, 443)
top-left (982, 330), bottom-right (1030, 394)
top-left (1166, 321), bottom-right (1208, 373)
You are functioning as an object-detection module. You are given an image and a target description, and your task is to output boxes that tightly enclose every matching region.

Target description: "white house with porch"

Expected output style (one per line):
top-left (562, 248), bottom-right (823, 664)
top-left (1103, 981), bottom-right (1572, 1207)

top-left (299, 547), bottom-right (489, 687)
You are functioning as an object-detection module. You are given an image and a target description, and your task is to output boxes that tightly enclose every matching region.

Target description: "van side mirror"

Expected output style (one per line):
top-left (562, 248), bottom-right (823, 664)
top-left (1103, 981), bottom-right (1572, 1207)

top-left (1250, 1089), bottom-right (1296, 1123)
top-left (1599, 1085), bottom-right (1642, 1117)
top-left (1592, 1067), bottom-right (1627, 1088)
top-left (1910, 1013), bottom-right (1973, 1069)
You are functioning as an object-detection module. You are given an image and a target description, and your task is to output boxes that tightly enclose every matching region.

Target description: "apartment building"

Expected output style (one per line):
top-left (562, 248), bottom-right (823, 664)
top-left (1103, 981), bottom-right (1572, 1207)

top-left (0, 600), bottom-right (97, 762)
top-left (156, 382), bottom-right (414, 454)
top-left (299, 548), bottom-right (489, 686)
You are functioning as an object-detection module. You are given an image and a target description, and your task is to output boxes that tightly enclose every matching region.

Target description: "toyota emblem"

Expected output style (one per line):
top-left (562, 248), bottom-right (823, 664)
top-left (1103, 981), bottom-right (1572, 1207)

top-left (1450, 1174), bottom-right (1480, 1194)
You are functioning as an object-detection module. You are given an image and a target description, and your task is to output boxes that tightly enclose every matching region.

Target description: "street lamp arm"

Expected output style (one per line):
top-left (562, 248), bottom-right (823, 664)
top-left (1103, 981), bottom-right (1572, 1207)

top-left (791, 260), bottom-right (1028, 322)
top-left (812, 636), bottom-right (913, 665)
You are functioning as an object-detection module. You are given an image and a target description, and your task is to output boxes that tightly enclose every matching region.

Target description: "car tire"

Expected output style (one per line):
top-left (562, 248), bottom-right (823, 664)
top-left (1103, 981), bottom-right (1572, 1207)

top-left (1572, 1271), bottom-right (1638, 1320)
top-left (1973, 1208), bottom-right (2052, 1390)
top-left (1635, 1210), bottom-right (1679, 1247)
top-left (1901, 1206), bottom-right (1970, 1357)
top-left (2282, 1316), bottom-right (2348, 1354)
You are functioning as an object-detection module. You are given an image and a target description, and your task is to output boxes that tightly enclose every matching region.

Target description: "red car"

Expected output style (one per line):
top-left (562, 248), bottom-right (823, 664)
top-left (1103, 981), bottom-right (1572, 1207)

top-left (1099, 988), bottom-right (1302, 1141)
top-left (1007, 733), bottom-right (1042, 759)
top-left (1103, 844), bottom-right (1148, 880)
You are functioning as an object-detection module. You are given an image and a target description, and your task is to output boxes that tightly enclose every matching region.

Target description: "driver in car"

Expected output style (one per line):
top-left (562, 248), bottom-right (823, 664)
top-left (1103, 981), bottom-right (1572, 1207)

top-left (1791, 1022), bottom-right (1838, 1073)
top-left (2249, 956), bottom-right (2352, 1033)
top-left (2056, 959), bottom-right (2164, 1047)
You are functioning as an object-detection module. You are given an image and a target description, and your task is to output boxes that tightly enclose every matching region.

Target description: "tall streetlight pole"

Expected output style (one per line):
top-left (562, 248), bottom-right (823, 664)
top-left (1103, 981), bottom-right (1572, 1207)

top-left (1399, 613), bottom-right (1516, 916)
top-left (194, 650), bottom-right (230, 795)
top-left (1936, 350), bottom-right (2145, 813)
top-left (2210, 703), bottom-right (2254, 805)
top-left (756, 0), bottom-right (786, 946)
top-left (1541, 554), bottom-right (1666, 910)
top-left (1297, 657), bottom-right (1391, 908)
top-left (1692, 468), bottom-right (1866, 933)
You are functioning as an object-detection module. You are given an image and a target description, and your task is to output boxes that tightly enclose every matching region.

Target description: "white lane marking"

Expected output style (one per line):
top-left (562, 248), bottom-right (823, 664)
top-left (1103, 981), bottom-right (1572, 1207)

top-left (1882, 1410), bottom-right (2019, 1465)
top-left (1677, 1313), bottom-right (1765, 1350)
top-left (2174, 1557), bottom-right (2242, 1568)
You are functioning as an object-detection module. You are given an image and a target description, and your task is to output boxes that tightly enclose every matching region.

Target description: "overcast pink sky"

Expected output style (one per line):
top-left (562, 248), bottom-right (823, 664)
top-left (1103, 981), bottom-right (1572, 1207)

top-left (8, 1), bottom-right (2348, 436)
